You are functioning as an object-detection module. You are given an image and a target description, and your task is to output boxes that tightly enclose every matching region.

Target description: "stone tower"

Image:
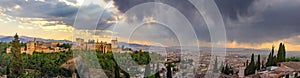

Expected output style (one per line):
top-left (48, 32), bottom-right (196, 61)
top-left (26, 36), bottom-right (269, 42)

top-left (111, 37), bottom-right (121, 52)
top-left (111, 38), bottom-right (118, 49)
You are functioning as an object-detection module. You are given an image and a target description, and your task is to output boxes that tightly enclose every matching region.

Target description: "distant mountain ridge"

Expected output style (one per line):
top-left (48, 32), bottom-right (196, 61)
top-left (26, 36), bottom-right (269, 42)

top-left (0, 35), bottom-right (298, 52)
top-left (117, 44), bottom-right (272, 52)
top-left (0, 36), bottom-right (72, 44)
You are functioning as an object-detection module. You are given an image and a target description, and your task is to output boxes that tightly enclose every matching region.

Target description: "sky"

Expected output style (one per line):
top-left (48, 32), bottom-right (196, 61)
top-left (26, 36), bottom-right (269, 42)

top-left (0, 0), bottom-right (300, 51)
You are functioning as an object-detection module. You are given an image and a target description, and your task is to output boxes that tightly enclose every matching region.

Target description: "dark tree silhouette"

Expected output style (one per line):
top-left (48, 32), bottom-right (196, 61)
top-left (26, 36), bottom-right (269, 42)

top-left (256, 54), bottom-right (261, 70)
top-left (10, 33), bottom-right (24, 77)
top-left (166, 63), bottom-right (172, 78)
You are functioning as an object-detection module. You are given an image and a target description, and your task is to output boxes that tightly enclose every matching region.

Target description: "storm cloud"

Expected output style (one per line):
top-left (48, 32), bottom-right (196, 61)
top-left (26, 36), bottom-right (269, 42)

top-left (1, 0), bottom-right (300, 45)
top-left (224, 0), bottom-right (300, 43)
top-left (112, 0), bottom-right (300, 44)
top-left (0, 0), bottom-right (118, 30)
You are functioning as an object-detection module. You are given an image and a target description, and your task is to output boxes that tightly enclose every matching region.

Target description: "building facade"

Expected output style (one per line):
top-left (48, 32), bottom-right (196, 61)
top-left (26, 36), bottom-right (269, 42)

top-left (7, 38), bottom-right (68, 54)
top-left (74, 38), bottom-right (122, 53)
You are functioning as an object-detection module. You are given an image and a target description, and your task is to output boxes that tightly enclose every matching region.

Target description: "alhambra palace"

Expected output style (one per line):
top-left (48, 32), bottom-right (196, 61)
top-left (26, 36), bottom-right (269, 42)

top-left (6, 37), bottom-right (125, 54)
top-left (6, 38), bottom-right (69, 54)
top-left (74, 38), bottom-right (123, 53)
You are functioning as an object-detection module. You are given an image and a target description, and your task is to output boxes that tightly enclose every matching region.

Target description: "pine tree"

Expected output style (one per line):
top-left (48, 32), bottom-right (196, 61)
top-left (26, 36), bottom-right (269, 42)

top-left (10, 33), bottom-right (23, 77)
top-left (256, 54), bottom-right (261, 70)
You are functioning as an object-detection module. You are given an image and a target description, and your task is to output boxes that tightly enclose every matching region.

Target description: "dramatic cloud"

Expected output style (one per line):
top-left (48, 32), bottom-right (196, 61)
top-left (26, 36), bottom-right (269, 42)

top-left (0, 0), bottom-right (120, 30)
top-left (111, 0), bottom-right (300, 48)
top-left (112, 0), bottom-right (211, 43)
top-left (215, 0), bottom-right (256, 20)
top-left (223, 0), bottom-right (300, 43)
top-left (1, 0), bottom-right (300, 50)
top-left (0, 0), bottom-right (78, 18)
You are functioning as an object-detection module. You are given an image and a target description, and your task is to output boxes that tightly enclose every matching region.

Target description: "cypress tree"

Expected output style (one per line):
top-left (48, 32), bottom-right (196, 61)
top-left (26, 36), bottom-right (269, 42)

top-left (277, 43), bottom-right (286, 62)
top-left (282, 44), bottom-right (286, 62)
top-left (221, 66), bottom-right (225, 73)
top-left (122, 70), bottom-right (130, 78)
top-left (246, 60), bottom-right (249, 66)
top-left (250, 54), bottom-right (255, 74)
top-left (271, 46), bottom-right (275, 65)
top-left (229, 66), bottom-right (234, 75)
top-left (277, 43), bottom-right (282, 62)
top-left (115, 64), bottom-right (120, 78)
top-left (224, 64), bottom-right (229, 75)
top-left (10, 33), bottom-right (23, 77)
top-left (166, 63), bottom-right (172, 78)
top-left (220, 62), bottom-right (224, 73)
top-left (223, 64), bottom-right (234, 75)
top-left (245, 54), bottom-right (255, 76)
top-left (261, 60), bottom-right (265, 68)
top-left (244, 67), bottom-right (248, 76)
top-left (274, 56), bottom-right (277, 65)
top-left (256, 54), bottom-right (261, 70)
top-left (266, 46), bottom-right (275, 66)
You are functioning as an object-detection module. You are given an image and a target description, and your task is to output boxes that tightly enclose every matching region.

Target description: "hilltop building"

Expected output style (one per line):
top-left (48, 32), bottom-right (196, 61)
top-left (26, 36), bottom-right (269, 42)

top-left (74, 38), bottom-right (123, 53)
top-left (6, 38), bottom-right (69, 54)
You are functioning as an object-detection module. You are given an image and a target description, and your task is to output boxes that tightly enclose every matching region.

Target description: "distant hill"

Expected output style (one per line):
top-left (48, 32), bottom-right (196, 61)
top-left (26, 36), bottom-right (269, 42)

top-left (0, 36), bottom-right (73, 44)
top-left (168, 46), bottom-right (270, 52)
top-left (0, 35), bottom-right (4, 38)
top-left (118, 42), bottom-right (151, 50)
